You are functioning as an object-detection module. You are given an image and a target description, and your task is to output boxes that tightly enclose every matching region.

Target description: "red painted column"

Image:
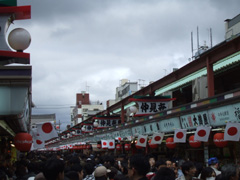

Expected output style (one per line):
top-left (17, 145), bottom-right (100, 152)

top-left (206, 56), bottom-right (215, 97)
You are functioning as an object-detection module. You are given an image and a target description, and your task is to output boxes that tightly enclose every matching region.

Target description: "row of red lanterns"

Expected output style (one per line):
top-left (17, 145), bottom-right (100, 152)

top-left (73, 144), bottom-right (92, 150)
top-left (96, 133), bottom-right (228, 151)
top-left (96, 143), bottom-right (132, 151)
top-left (166, 133), bottom-right (228, 149)
top-left (13, 132), bottom-right (228, 152)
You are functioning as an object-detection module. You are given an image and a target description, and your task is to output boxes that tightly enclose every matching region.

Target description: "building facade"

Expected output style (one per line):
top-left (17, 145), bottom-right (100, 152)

top-left (71, 91), bottom-right (104, 126)
top-left (48, 14), bottom-right (240, 164)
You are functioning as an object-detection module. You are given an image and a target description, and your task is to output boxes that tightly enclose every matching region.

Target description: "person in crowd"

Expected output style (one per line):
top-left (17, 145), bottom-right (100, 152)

top-left (71, 164), bottom-right (84, 180)
top-left (153, 167), bottom-right (175, 180)
top-left (165, 160), bottom-right (172, 169)
top-left (42, 157), bottom-right (65, 180)
top-left (0, 170), bottom-right (7, 180)
top-left (114, 174), bottom-right (130, 180)
top-left (217, 163), bottom-right (239, 180)
top-left (146, 155), bottom-right (157, 180)
top-left (200, 167), bottom-right (216, 180)
top-left (155, 160), bottom-right (166, 170)
top-left (148, 160), bottom-right (167, 180)
top-left (15, 159), bottom-right (35, 180)
top-left (176, 160), bottom-right (185, 179)
top-left (194, 162), bottom-right (204, 178)
top-left (83, 162), bottom-right (95, 180)
top-left (94, 166), bottom-right (111, 180)
top-left (65, 171), bottom-right (81, 180)
top-left (208, 157), bottom-right (221, 176)
top-left (127, 154), bottom-right (150, 180)
top-left (177, 161), bottom-right (197, 180)
top-left (108, 167), bottom-right (119, 180)
top-left (118, 161), bottom-right (128, 175)
top-left (148, 155), bottom-right (157, 173)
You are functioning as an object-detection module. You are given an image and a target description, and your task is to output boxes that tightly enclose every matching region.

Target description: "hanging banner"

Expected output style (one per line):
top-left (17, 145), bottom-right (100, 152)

top-left (208, 102), bottom-right (240, 127)
top-left (112, 131), bottom-right (121, 138)
top-left (158, 117), bottom-right (181, 132)
top-left (93, 116), bottom-right (121, 128)
top-left (143, 122), bottom-right (160, 134)
top-left (129, 96), bottom-right (176, 116)
top-left (180, 111), bottom-right (210, 130)
top-left (132, 125), bottom-right (144, 136)
top-left (119, 128), bottom-right (132, 138)
top-left (82, 124), bottom-right (94, 133)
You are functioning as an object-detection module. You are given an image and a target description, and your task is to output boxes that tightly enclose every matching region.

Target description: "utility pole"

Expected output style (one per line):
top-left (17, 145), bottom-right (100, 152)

top-left (56, 120), bottom-right (61, 134)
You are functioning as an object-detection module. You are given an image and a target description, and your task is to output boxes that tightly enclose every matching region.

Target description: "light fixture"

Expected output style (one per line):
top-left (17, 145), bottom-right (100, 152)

top-left (72, 131), bottom-right (76, 135)
top-left (129, 106), bottom-right (138, 114)
top-left (8, 28), bottom-right (31, 52)
top-left (0, 120), bottom-right (15, 137)
top-left (81, 126), bottom-right (86, 131)
top-left (93, 120), bottom-right (99, 128)
top-left (11, 144), bottom-right (15, 147)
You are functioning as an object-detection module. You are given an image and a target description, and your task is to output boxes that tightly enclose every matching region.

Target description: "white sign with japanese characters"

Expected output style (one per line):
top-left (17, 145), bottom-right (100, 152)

top-left (143, 122), bottom-right (160, 134)
top-left (180, 111), bottom-right (210, 130)
top-left (208, 102), bottom-right (240, 127)
top-left (135, 101), bottom-right (170, 115)
top-left (158, 117), bottom-right (181, 132)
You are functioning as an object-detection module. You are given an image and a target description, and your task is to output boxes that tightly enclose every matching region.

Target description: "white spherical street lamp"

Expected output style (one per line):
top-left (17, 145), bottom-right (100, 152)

top-left (8, 28), bottom-right (31, 52)
top-left (81, 126), bottom-right (86, 131)
top-left (130, 106), bottom-right (138, 114)
top-left (93, 121), bottom-right (99, 128)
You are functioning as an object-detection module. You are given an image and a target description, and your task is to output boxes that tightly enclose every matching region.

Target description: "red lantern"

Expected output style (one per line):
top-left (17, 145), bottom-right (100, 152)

top-left (83, 144), bottom-right (87, 149)
top-left (116, 144), bottom-right (122, 151)
top-left (213, 133), bottom-right (228, 147)
top-left (166, 137), bottom-right (176, 149)
top-left (14, 133), bottom-right (33, 152)
top-left (189, 135), bottom-right (201, 148)
top-left (124, 143), bottom-right (131, 151)
top-left (97, 144), bottom-right (101, 149)
top-left (148, 139), bottom-right (158, 149)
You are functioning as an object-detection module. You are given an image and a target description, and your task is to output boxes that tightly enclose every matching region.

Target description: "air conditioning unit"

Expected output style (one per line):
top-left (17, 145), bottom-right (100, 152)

top-left (192, 76), bottom-right (208, 101)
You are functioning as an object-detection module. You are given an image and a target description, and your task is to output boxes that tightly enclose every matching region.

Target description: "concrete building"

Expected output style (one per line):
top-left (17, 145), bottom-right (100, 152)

top-left (71, 91), bottom-right (104, 126)
top-left (115, 79), bottom-right (138, 102)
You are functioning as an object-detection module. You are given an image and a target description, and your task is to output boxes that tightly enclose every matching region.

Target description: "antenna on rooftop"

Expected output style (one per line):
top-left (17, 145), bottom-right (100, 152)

top-left (210, 28), bottom-right (212, 48)
top-left (197, 26), bottom-right (200, 50)
top-left (191, 31), bottom-right (194, 59)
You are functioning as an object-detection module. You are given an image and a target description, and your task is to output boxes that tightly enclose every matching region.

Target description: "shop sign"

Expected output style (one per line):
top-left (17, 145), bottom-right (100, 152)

top-left (157, 117), bottom-right (181, 132)
top-left (208, 102), bottom-right (240, 127)
top-left (135, 101), bottom-right (170, 116)
top-left (143, 122), bottom-right (160, 134)
top-left (132, 125), bottom-right (144, 135)
top-left (180, 111), bottom-right (210, 129)
top-left (105, 133), bottom-right (113, 140)
top-left (96, 134), bottom-right (107, 140)
top-left (112, 131), bottom-right (121, 138)
top-left (95, 118), bottom-right (121, 128)
top-left (119, 128), bottom-right (132, 138)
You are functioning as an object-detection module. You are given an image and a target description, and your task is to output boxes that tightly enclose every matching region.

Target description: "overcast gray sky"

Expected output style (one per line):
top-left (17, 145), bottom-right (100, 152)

top-left (11, 0), bottom-right (240, 131)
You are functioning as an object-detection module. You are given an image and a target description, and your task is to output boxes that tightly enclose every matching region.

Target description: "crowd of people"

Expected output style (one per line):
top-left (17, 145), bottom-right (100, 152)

top-left (0, 151), bottom-right (239, 180)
